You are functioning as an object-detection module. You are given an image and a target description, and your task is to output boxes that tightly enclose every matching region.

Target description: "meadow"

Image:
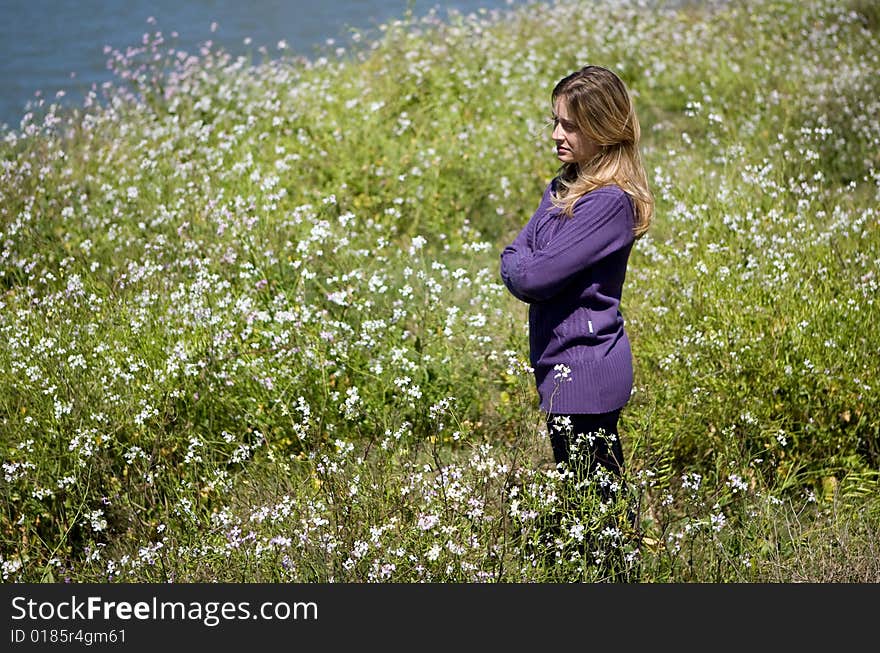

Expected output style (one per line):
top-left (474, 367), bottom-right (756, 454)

top-left (1, 0), bottom-right (878, 583)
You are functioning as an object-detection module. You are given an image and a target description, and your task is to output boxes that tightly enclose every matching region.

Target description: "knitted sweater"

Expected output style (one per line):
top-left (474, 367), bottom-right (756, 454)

top-left (500, 180), bottom-right (635, 414)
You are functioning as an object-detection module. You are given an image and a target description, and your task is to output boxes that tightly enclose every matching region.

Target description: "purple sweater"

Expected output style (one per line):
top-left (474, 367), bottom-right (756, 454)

top-left (500, 180), bottom-right (635, 414)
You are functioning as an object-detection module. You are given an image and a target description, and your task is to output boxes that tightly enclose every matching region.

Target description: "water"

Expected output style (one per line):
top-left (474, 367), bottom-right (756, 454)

top-left (0, 0), bottom-right (525, 130)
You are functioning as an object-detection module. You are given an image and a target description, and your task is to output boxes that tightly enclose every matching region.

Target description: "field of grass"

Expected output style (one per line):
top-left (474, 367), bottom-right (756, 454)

top-left (1, 0), bottom-right (878, 583)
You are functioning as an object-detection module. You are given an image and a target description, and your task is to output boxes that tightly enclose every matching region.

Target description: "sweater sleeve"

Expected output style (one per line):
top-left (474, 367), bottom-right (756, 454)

top-left (499, 184), bottom-right (551, 303)
top-left (499, 215), bottom-right (536, 303)
top-left (500, 187), bottom-right (633, 303)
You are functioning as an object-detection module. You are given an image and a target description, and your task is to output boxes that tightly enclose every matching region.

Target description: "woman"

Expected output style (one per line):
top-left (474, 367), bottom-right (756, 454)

top-left (500, 65), bottom-right (653, 489)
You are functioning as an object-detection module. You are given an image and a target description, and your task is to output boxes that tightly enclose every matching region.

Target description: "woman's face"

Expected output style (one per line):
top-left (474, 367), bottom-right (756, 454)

top-left (552, 97), bottom-right (600, 165)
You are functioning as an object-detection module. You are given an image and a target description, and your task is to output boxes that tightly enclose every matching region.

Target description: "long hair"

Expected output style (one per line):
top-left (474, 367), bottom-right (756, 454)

top-left (550, 65), bottom-right (654, 238)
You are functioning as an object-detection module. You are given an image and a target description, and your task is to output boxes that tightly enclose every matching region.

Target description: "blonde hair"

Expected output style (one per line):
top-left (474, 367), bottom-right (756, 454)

top-left (550, 65), bottom-right (654, 238)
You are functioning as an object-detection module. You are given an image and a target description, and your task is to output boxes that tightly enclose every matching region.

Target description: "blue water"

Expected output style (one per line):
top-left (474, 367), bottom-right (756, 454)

top-left (0, 0), bottom-right (525, 130)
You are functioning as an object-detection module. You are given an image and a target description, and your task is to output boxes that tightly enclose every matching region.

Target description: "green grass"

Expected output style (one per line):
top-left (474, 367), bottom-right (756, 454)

top-left (1, 0), bottom-right (878, 582)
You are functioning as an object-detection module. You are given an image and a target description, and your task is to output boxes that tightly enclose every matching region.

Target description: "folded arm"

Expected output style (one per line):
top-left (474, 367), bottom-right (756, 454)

top-left (500, 188), bottom-right (633, 303)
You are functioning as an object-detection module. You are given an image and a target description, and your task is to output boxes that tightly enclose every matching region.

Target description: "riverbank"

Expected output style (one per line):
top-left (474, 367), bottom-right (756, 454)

top-left (0, 0), bottom-right (527, 130)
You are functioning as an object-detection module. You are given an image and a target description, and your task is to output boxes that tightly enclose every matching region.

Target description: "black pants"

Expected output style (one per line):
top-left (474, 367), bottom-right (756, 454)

top-left (547, 410), bottom-right (624, 478)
